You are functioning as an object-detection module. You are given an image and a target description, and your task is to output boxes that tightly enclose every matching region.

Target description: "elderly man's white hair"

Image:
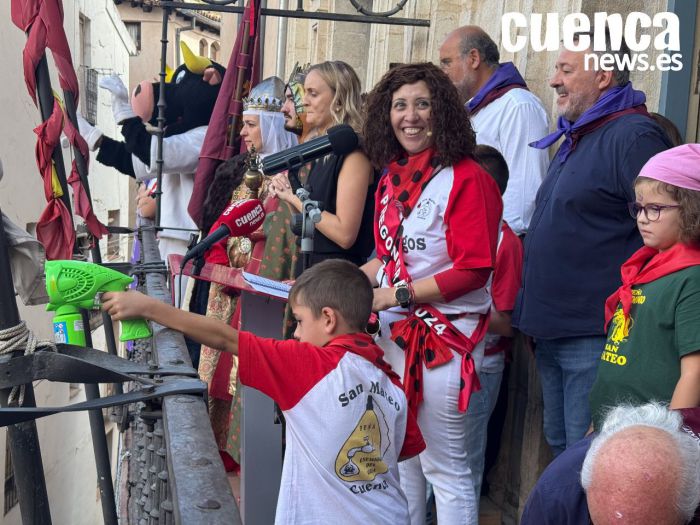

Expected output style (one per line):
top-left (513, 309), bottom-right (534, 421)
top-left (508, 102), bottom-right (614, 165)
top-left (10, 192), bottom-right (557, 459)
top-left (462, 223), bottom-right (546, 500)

top-left (581, 402), bottom-right (700, 523)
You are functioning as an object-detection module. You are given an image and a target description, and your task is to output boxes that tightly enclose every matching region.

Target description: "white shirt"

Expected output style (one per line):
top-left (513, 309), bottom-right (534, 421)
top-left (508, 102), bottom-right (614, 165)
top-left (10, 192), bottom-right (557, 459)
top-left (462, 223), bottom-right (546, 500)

top-left (132, 126), bottom-right (205, 254)
top-left (239, 333), bottom-right (424, 525)
top-left (470, 88), bottom-right (550, 235)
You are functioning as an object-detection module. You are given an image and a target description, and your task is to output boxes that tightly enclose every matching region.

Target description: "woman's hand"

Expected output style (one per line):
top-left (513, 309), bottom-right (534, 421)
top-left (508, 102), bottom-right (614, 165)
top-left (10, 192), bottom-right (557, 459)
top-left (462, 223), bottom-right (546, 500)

top-left (372, 287), bottom-right (399, 312)
top-left (136, 184), bottom-right (156, 219)
top-left (268, 173), bottom-right (298, 208)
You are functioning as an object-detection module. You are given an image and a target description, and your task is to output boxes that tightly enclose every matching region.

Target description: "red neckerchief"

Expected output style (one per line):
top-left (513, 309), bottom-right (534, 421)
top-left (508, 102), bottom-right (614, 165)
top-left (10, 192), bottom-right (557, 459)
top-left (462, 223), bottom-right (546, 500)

top-left (604, 243), bottom-right (700, 330)
top-left (375, 147), bottom-right (441, 284)
top-left (469, 84), bottom-right (526, 117)
top-left (568, 105), bottom-right (649, 160)
top-left (383, 147), bottom-right (442, 218)
top-left (390, 307), bottom-right (489, 414)
top-left (327, 333), bottom-right (401, 384)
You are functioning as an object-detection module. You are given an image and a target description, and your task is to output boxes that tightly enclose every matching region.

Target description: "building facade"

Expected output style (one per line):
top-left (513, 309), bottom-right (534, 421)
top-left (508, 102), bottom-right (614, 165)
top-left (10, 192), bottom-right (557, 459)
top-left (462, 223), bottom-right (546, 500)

top-left (0, 1), bottom-right (134, 523)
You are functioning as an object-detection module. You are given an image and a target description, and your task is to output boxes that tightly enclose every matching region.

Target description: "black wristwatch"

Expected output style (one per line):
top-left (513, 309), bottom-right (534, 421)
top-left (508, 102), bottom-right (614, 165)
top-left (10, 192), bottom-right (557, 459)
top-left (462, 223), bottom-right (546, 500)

top-left (394, 284), bottom-right (411, 308)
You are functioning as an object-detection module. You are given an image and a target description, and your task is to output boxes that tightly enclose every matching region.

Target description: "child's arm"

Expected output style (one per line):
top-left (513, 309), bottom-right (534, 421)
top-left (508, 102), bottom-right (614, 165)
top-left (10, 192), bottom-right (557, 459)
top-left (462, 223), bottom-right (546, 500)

top-left (102, 290), bottom-right (238, 355)
top-left (670, 351), bottom-right (700, 409)
top-left (488, 309), bottom-right (514, 337)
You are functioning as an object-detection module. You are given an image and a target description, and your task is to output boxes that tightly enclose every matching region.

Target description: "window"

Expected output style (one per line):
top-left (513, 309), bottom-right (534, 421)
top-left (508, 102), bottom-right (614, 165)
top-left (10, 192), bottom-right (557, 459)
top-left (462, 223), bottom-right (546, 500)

top-left (4, 440), bottom-right (18, 515)
top-left (210, 42), bottom-right (220, 62)
top-left (199, 38), bottom-right (208, 58)
top-left (84, 68), bottom-right (98, 125)
top-left (106, 210), bottom-right (121, 260)
top-left (125, 22), bottom-right (141, 52)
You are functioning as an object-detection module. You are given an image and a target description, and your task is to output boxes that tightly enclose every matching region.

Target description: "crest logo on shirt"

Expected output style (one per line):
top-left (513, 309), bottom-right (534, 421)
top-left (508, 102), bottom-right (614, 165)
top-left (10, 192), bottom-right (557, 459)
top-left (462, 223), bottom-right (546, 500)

top-left (609, 308), bottom-right (633, 344)
top-left (416, 198), bottom-right (435, 220)
top-left (335, 395), bottom-right (390, 482)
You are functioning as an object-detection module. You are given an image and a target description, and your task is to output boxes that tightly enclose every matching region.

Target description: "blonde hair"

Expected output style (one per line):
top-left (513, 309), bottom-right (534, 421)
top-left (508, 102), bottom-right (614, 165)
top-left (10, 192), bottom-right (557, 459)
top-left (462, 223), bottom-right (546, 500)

top-left (307, 61), bottom-right (364, 133)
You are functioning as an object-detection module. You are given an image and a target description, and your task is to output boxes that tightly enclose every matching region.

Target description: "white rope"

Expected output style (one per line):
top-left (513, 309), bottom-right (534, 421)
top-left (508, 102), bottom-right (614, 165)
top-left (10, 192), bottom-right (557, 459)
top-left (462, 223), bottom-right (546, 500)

top-left (0, 321), bottom-right (56, 406)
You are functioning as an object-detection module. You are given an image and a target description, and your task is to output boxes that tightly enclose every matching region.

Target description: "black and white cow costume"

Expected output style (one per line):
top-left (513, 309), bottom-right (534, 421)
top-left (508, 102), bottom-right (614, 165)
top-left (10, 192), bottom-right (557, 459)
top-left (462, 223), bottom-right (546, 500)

top-left (78, 43), bottom-right (225, 260)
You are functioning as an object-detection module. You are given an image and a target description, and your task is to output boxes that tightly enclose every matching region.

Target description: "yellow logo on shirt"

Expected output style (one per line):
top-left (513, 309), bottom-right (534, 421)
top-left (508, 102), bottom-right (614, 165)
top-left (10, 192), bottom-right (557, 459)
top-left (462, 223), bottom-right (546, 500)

top-left (335, 396), bottom-right (389, 483)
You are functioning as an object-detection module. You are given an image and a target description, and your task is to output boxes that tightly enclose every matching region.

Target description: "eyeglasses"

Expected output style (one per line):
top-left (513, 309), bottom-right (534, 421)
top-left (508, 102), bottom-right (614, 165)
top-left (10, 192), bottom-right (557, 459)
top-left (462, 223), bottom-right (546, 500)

top-left (628, 202), bottom-right (681, 222)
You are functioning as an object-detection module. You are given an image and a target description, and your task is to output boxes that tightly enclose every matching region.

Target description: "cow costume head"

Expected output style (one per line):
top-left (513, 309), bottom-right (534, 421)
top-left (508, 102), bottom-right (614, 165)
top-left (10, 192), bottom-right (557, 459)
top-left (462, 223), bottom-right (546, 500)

top-left (130, 41), bottom-right (226, 137)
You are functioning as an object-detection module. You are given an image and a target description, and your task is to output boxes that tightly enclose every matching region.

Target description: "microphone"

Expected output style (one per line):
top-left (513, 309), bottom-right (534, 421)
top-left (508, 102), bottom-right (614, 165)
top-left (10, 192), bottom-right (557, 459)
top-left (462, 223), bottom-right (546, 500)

top-left (180, 199), bottom-right (265, 268)
top-left (260, 124), bottom-right (358, 176)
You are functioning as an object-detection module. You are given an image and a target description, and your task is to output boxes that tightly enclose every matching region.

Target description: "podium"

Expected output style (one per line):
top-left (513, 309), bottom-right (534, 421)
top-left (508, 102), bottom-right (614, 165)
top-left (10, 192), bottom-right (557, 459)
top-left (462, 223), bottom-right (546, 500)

top-left (169, 255), bottom-right (287, 525)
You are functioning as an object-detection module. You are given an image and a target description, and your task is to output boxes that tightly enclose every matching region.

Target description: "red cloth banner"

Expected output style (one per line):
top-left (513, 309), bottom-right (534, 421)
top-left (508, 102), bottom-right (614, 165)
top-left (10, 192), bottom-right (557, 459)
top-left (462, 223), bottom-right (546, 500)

top-left (189, 0), bottom-right (262, 228)
top-left (12, 0), bottom-right (107, 259)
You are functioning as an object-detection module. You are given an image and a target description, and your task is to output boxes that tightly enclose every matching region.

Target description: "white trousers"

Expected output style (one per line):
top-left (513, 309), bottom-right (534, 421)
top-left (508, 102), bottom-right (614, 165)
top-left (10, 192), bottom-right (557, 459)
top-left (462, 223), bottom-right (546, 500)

top-left (378, 311), bottom-right (484, 525)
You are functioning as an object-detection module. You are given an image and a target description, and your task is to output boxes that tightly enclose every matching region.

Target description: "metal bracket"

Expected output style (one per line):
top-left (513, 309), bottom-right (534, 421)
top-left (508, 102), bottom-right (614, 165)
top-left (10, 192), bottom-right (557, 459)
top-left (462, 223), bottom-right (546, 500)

top-left (0, 344), bottom-right (197, 390)
top-left (0, 378), bottom-right (206, 426)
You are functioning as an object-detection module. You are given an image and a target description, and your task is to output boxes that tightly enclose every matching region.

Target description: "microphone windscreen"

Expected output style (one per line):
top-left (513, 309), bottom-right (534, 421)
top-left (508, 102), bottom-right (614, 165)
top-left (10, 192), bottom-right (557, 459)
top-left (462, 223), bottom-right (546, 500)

top-left (219, 199), bottom-right (266, 237)
top-left (327, 124), bottom-right (359, 156)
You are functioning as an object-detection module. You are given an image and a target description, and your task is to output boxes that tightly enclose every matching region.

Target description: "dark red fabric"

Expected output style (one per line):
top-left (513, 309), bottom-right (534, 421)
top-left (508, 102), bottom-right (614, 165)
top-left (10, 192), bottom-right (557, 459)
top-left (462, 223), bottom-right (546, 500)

top-left (484, 222), bottom-right (523, 357)
top-left (604, 243), bottom-right (700, 330)
top-left (12, 0), bottom-right (106, 255)
top-left (33, 99), bottom-right (74, 260)
top-left (63, 116), bottom-right (108, 239)
top-left (189, 0), bottom-right (261, 228)
top-left (568, 106), bottom-right (649, 160)
top-left (12, 0), bottom-right (78, 102)
top-left (468, 84), bottom-right (525, 117)
top-left (491, 222), bottom-right (523, 312)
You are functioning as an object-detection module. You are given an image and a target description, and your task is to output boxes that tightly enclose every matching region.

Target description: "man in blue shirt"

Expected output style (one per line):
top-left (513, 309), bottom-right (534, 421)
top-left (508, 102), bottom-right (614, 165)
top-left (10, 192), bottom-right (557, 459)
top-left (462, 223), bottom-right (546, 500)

top-left (513, 31), bottom-right (672, 456)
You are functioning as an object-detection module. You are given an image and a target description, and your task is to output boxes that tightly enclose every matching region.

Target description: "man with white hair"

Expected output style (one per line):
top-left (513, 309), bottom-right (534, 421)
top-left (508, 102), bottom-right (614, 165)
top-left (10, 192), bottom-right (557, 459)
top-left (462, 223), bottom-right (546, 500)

top-left (582, 403), bottom-right (700, 525)
top-left (522, 402), bottom-right (700, 524)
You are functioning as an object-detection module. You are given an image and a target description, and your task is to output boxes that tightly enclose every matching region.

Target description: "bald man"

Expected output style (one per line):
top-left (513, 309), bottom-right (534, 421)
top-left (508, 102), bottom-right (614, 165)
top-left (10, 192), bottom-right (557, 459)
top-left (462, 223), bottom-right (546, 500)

top-left (439, 26), bottom-right (549, 236)
top-left (522, 402), bottom-right (700, 525)
top-left (586, 427), bottom-right (686, 524)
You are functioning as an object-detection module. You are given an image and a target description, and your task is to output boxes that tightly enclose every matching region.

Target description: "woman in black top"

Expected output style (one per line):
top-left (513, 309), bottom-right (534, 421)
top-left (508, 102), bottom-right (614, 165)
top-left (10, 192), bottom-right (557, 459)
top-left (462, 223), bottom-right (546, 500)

top-left (269, 60), bottom-right (375, 275)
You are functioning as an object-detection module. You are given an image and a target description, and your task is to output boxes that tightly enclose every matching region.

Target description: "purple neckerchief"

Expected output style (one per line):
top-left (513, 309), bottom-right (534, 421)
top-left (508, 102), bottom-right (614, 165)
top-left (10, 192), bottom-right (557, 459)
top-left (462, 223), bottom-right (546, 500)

top-left (466, 62), bottom-right (527, 113)
top-left (530, 83), bottom-right (646, 162)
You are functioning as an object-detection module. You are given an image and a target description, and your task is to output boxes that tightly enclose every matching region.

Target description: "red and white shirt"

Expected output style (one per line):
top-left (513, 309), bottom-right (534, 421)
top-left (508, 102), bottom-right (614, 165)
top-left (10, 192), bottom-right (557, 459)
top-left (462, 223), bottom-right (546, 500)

top-left (376, 163), bottom-right (501, 316)
top-left (239, 332), bottom-right (425, 525)
top-left (482, 222), bottom-right (523, 374)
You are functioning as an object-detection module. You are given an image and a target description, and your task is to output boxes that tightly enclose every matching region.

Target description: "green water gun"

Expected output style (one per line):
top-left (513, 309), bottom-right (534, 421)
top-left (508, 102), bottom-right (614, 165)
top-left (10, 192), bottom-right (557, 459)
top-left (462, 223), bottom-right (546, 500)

top-left (45, 260), bottom-right (152, 344)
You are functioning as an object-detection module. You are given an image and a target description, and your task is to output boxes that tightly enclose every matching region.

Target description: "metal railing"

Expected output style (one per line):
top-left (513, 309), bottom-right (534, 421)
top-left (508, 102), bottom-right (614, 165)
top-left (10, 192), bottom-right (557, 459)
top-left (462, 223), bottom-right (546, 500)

top-left (118, 220), bottom-right (241, 524)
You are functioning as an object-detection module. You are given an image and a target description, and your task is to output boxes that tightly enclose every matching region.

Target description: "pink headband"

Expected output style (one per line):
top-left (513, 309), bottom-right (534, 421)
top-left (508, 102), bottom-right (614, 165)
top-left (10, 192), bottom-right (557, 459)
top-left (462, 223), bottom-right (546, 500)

top-left (638, 144), bottom-right (700, 191)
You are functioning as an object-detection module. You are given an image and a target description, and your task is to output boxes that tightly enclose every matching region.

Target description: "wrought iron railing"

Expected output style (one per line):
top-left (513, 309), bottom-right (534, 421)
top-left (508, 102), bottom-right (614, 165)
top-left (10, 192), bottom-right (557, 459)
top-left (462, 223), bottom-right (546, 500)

top-left (118, 220), bottom-right (241, 524)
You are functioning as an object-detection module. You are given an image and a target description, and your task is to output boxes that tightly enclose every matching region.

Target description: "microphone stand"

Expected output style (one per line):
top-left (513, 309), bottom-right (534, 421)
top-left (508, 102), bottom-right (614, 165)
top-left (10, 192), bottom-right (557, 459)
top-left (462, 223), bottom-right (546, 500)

top-left (295, 187), bottom-right (323, 272)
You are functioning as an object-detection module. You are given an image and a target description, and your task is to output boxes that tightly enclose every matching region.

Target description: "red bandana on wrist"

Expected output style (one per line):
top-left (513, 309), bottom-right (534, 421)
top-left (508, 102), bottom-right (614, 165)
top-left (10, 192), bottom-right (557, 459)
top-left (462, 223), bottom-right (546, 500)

top-left (604, 243), bottom-right (700, 330)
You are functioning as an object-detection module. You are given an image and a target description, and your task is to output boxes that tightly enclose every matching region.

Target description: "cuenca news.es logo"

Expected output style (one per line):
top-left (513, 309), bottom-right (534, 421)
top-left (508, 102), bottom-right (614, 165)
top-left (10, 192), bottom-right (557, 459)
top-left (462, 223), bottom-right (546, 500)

top-left (501, 12), bottom-right (683, 72)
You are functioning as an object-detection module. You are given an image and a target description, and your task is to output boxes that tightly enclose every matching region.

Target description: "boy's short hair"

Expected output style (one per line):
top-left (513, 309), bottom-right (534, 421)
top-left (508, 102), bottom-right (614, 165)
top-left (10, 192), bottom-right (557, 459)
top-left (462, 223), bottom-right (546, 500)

top-left (474, 144), bottom-right (509, 195)
top-left (289, 259), bottom-right (373, 331)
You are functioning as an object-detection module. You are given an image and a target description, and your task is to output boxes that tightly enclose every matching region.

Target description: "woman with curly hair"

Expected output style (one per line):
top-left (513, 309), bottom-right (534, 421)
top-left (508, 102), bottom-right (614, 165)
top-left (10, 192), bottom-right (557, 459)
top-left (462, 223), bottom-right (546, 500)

top-left (269, 60), bottom-right (375, 275)
top-left (361, 63), bottom-right (503, 524)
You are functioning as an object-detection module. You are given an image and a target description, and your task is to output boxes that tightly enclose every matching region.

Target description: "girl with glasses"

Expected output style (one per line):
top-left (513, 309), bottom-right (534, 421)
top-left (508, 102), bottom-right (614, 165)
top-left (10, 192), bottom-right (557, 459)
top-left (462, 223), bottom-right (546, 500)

top-left (588, 144), bottom-right (700, 432)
